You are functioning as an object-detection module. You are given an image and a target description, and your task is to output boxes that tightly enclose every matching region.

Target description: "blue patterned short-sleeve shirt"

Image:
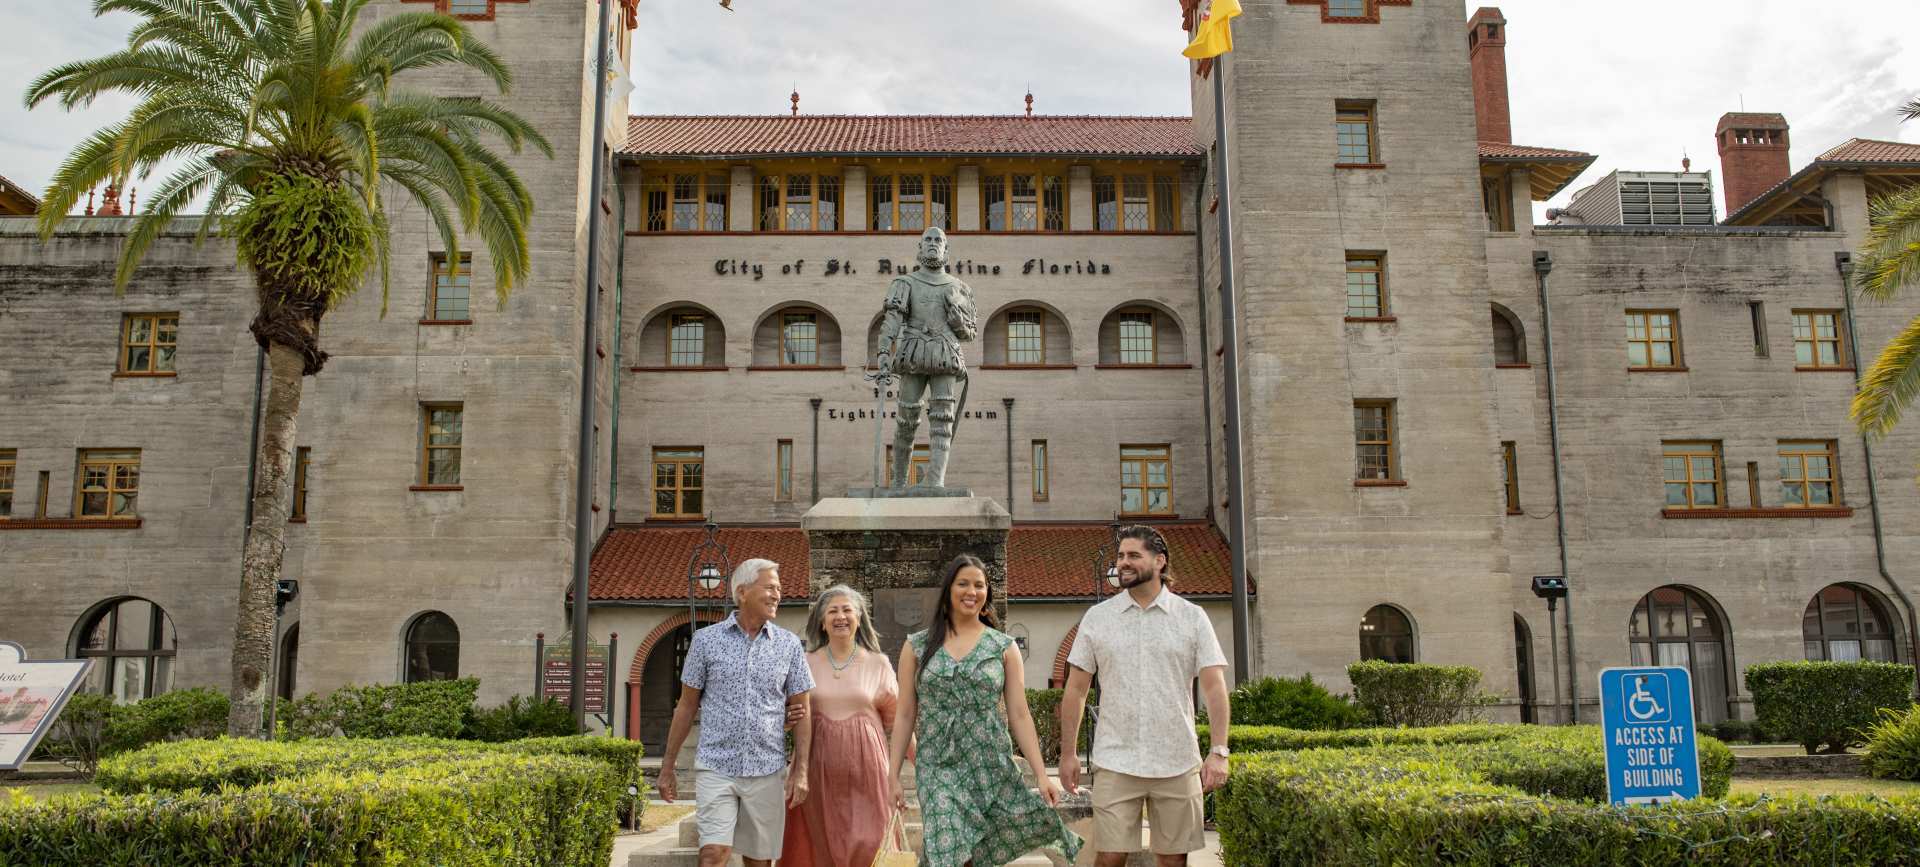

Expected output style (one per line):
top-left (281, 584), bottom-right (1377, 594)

top-left (681, 612), bottom-right (814, 778)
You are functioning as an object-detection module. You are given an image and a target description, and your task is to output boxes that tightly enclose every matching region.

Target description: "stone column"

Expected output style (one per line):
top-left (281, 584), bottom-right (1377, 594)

top-left (729, 165), bottom-right (754, 231)
top-left (956, 165), bottom-right (982, 232)
top-left (1069, 164), bottom-right (1094, 232)
top-left (844, 165), bottom-right (869, 231)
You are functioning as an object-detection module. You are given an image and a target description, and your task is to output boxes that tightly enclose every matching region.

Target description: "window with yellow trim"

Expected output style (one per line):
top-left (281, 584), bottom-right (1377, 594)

top-left (1792, 310), bottom-right (1847, 369)
top-left (1354, 402), bottom-right (1396, 481)
top-left (981, 172), bottom-right (1065, 231)
top-left (1120, 444), bottom-right (1172, 515)
top-left (780, 311), bottom-right (819, 366)
top-left (1779, 440), bottom-right (1839, 508)
top-left (1500, 441), bottom-right (1519, 514)
top-left (644, 173), bottom-right (729, 232)
top-left (1093, 173), bottom-right (1181, 231)
top-left (1627, 310), bottom-right (1682, 369)
top-left (0, 449), bottom-right (13, 517)
top-left (669, 314), bottom-right (707, 367)
top-left (1346, 254), bottom-right (1386, 318)
top-left (885, 444), bottom-right (931, 487)
top-left (775, 439), bottom-right (794, 502)
top-left (291, 446), bottom-right (311, 520)
top-left (76, 448), bottom-right (139, 519)
top-left (120, 313), bottom-right (178, 374)
top-left (421, 405), bottom-right (463, 486)
top-left (1006, 310), bottom-right (1045, 365)
top-left (428, 254), bottom-right (470, 321)
top-left (1336, 101), bottom-right (1378, 165)
top-left (759, 173), bottom-right (841, 231)
top-left (869, 172), bottom-right (953, 231)
top-left (1031, 440), bottom-right (1049, 502)
top-left (653, 447), bottom-right (704, 518)
top-left (1116, 308), bottom-right (1159, 364)
top-left (1662, 441), bottom-right (1723, 509)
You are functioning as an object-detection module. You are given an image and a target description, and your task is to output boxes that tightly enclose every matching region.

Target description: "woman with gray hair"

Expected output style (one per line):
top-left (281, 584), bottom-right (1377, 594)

top-left (779, 585), bottom-right (903, 867)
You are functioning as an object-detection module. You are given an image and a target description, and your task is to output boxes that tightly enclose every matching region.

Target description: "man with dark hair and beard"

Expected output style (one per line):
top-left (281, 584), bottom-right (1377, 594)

top-left (1057, 525), bottom-right (1232, 867)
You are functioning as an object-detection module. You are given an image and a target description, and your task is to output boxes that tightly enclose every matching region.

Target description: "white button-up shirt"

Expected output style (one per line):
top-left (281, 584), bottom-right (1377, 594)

top-left (1067, 586), bottom-right (1228, 779)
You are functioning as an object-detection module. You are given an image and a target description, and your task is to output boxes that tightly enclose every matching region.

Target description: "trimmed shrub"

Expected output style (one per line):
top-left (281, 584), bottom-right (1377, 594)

top-left (1710, 719), bottom-right (1755, 744)
top-left (275, 678), bottom-right (480, 739)
top-left (1025, 688), bottom-right (1098, 765)
top-left (464, 695), bottom-right (577, 742)
top-left (38, 693), bottom-right (113, 775)
top-left (1201, 674), bottom-right (1363, 730)
top-left (1216, 745), bottom-right (1915, 866)
top-left (1746, 661), bottom-right (1915, 754)
top-left (1347, 661), bottom-right (1496, 727)
top-left (1, 752), bottom-right (616, 866)
top-left (1195, 723), bottom-right (1731, 802)
top-left (103, 687), bottom-right (227, 752)
top-left (1864, 704), bottom-right (1920, 781)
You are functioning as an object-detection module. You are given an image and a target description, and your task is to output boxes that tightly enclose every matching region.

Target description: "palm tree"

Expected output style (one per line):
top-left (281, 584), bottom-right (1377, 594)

top-left (1852, 97), bottom-right (1920, 439)
top-left (26, 0), bottom-right (551, 736)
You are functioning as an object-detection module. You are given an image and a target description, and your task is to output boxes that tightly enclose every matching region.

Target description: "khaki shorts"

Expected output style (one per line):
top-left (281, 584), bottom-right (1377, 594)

top-left (694, 768), bottom-right (787, 860)
top-left (1092, 768), bottom-right (1205, 855)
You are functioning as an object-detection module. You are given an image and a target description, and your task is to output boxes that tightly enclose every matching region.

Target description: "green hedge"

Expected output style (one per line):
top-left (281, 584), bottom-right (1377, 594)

top-left (463, 695), bottom-right (577, 742)
top-left (279, 678), bottom-right (481, 739)
top-left (98, 735), bottom-right (644, 809)
top-left (1025, 688), bottom-right (1098, 765)
top-left (1196, 724), bottom-right (1731, 801)
top-left (1216, 747), bottom-right (1920, 866)
top-left (1198, 674), bottom-right (1363, 730)
top-left (1347, 661), bottom-right (1496, 727)
top-left (0, 752), bottom-right (616, 866)
top-left (33, 688), bottom-right (229, 774)
top-left (1747, 661), bottom-right (1915, 754)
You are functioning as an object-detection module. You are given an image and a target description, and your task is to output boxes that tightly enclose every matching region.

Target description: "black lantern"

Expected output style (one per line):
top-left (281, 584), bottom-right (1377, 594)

top-left (687, 515), bottom-right (732, 631)
top-left (1090, 512), bottom-right (1124, 599)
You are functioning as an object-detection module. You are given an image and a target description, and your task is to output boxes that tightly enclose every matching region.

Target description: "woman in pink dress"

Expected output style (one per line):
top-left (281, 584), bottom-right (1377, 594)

top-left (781, 585), bottom-right (904, 867)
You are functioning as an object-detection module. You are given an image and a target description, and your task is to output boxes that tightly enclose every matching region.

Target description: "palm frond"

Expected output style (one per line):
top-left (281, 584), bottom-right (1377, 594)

top-left (1853, 315), bottom-right (1920, 439)
top-left (1857, 185), bottom-right (1920, 302)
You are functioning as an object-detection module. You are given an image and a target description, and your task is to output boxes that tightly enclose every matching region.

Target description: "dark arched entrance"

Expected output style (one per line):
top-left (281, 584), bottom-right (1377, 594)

top-left (639, 624), bottom-right (696, 754)
top-left (1513, 614), bottom-right (1536, 724)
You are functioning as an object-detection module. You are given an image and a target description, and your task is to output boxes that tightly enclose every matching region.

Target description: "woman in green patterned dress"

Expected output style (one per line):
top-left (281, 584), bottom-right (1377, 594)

top-left (886, 555), bottom-right (1083, 867)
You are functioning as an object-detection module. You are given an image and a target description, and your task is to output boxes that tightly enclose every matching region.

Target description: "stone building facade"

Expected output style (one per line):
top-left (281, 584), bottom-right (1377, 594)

top-left (3, 0), bottom-right (1918, 744)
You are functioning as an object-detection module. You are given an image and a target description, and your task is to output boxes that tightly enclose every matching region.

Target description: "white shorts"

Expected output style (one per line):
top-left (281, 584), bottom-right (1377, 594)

top-left (694, 768), bottom-right (787, 860)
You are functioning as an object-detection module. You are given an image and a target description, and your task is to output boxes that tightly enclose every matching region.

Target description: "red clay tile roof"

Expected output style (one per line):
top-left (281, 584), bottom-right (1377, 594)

top-left (1477, 142), bottom-right (1592, 161)
top-left (588, 521), bottom-right (1242, 602)
top-left (1813, 137), bottom-right (1920, 163)
top-left (622, 115), bottom-right (1202, 159)
top-left (1725, 138), bottom-right (1920, 225)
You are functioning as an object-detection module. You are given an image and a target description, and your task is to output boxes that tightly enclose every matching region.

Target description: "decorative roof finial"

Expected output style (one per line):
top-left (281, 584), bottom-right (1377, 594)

top-left (100, 183), bottom-right (123, 217)
top-left (1025, 89), bottom-right (1034, 117)
top-left (1681, 150), bottom-right (1692, 173)
top-left (84, 187), bottom-right (96, 217)
top-left (128, 187), bottom-right (137, 214)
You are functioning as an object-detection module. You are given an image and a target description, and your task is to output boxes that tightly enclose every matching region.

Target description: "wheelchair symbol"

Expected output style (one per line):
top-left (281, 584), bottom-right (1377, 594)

top-left (1625, 674), bottom-right (1670, 724)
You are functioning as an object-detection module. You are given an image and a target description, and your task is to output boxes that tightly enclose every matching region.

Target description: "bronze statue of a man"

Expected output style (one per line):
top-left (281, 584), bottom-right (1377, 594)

top-left (875, 227), bottom-right (978, 491)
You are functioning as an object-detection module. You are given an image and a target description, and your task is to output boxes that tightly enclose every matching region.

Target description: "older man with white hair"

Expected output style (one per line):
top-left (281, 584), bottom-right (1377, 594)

top-left (657, 558), bottom-right (815, 867)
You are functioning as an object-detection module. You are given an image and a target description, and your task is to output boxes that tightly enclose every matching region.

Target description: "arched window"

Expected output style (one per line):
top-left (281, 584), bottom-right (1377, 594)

top-left (74, 597), bottom-right (176, 703)
top-left (1628, 586), bottom-right (1730, 724)
top-left (1803, 584), bottom-right (1897, 662)
top-left (1098, 302), bottom-right (1187, 366)
top-left (1491, 304), bottom-right (1527, 364)
top-left (1359, 604), bottom-right (1415, 663)
top-left (277, 623), bottom-right (300, 701)
top-left (981, 303), bottom-right (1073, 366)
top-left (635, 303), bottom-right (727, 369)
top-left (404, 612), bottom-right (460, 683)
top-left (751, 304), bottom-right (842, 368)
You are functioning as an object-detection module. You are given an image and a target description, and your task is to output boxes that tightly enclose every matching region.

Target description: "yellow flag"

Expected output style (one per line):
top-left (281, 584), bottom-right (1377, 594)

top-left (1182, 0), bottom-right (1242, 60)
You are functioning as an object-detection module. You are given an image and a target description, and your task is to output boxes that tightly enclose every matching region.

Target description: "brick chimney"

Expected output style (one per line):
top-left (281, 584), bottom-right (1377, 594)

top-left (1716, 112), bottom-right (1791, 215)
top-left (1468, 7), bottom-right (1511, 145)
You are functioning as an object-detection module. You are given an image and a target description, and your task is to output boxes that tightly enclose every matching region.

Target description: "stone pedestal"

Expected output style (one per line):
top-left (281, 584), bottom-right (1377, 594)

top-left (802, 496), bottom-right (1011, 656)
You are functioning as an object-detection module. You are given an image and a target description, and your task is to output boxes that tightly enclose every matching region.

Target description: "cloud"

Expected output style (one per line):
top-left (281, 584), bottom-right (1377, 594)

top-left (1, 0), bottom-right (1913, 220)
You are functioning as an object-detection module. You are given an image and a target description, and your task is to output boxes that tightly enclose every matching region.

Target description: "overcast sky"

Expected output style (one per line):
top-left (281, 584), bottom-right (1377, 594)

top-left (4, 0), bottom-right (1916, 217)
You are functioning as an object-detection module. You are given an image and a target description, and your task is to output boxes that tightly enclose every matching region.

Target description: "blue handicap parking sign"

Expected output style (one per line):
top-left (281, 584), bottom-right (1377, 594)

top-left (1599, 666), bottom-right (1701, 806)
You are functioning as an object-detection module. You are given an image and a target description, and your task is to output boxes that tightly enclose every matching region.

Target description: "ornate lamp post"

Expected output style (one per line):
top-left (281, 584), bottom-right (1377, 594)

top-left (687, 515), bottom-right (731, 633)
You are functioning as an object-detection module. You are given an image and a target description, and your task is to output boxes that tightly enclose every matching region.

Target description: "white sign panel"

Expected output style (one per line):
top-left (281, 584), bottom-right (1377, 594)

top-left (0, 641), bottom-right (93, 770)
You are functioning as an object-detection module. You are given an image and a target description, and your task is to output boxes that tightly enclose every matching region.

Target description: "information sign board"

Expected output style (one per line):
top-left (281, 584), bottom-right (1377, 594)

top-left (0, 642), bottom-right (93, 771)
top-left (1599, 665), bottom-right (1702, 806)
top-left (541, 642), bottom-right (609, 714)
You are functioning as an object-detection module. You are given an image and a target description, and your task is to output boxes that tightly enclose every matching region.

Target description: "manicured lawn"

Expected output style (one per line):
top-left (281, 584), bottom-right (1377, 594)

top-left (3, 781), bottom-right (101, 800)
top-left (638, 803), bottom-right (693, 834)
top-left (1731, 777), bottom-right (1920, 798)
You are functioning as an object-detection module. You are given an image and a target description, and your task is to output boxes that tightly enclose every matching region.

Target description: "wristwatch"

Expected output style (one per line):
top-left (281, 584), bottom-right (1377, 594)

top-left (1210, 745), bottom-right (1231, 759)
